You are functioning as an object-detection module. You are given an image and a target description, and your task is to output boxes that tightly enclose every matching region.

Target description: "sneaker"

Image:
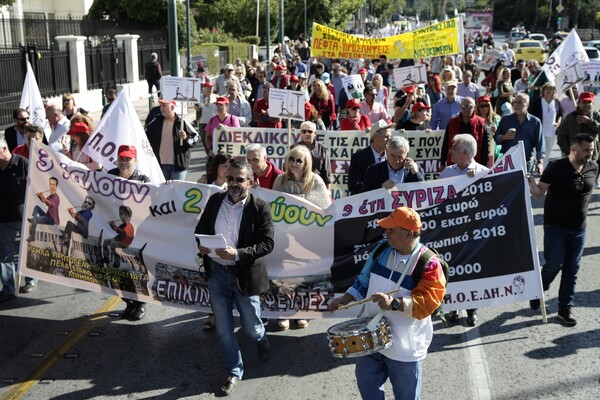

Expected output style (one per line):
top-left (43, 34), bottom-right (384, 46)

top-left (0, 291), bottom-right (16, 302)
top-left (19, 283), bottom-right (37, 293)
top-left (467, 311), bottom-right (478, 327)
top-left (557, 308), bottom-right (577, 326)
top-left (296, 319), bottom-right (309, 329)
top-left (278, 319), bottom-right (290, 330)
top-left (220, 376), bottom-right (239, 395)
top-left (257, 339), bottom-right (270, 362)
top-left (529, 299), bottom-right (541, 310)
top-left (448, 310), bottom-right (460, 323)
top-left (121, 302), bottom-right (135, 319)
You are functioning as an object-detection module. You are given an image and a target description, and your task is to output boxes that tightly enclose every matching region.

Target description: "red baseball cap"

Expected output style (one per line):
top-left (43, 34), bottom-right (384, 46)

top-left (159, 99), bottom-right (176, 105)
top-left (404, 85), bottom-right (415, 94)
top-left (216, 96), bottom-right (229, 105)
top-left (412, 101), bottom-right (431, 112)
top-left (579, 92), bottom-right (595, 102)
top-left (346, 98), bottom-right (361, 109)
top-left (275, 65), bottom-right (285, 71)
top-left (68, 121), bottom-right (90, 135)
top-left (203, 81), bottom-right (214, 88)
top-left (117, 144), bottom-right (137, 158)
top-left (358, 68), bottom-right (368, 74)
top-left (290, 74), bottom-right (300, 82)
top-left (477, 95), bottom-right (491, 103)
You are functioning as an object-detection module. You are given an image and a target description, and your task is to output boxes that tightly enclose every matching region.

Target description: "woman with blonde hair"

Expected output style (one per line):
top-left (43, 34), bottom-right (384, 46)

top-left (272, 145), bottom-right (331, 330)
top-left (495, 67), bottom-right (514, 114)
top-left (440, 66), bottom-right (456, 88)
top-left (234, 65), bottom-right (252, 99)
top-left (372, 73), bottom-right (389, 107)
top-left (61, 114), bottom-right (102, 170)
top-left (309, 79), bottom-right (336, 129)
top-left (62, 92), bottom-right (79, 120)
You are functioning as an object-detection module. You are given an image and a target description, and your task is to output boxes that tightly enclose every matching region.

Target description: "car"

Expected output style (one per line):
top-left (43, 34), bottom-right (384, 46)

top-left (529, 33), bottom-right (548, 48)
top-left (587, 40), bottom-right (600, 51)
top-left (514, 40), bottom-right (548, 64)
top-left (584, 46), bottom-right (600, 61)
top-left (507, 31), bottom-right (526, 48)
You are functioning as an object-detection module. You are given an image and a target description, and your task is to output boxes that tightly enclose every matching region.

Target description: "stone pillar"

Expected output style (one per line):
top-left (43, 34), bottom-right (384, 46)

top-left (55, 35), bottom-right (88, 93)
top-left (114, 34), bottom-right (140, 84)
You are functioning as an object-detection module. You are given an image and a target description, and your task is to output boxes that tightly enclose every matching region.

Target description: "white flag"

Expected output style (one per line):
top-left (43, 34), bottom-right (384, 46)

top-left (81, 91), bottom-right (165, 183)
top-left (542, 29), bottom-right (589, 82)
top-left (416, 13), bottom-right (419, 27)
top-left (20, 61), bottom-right (51, 139)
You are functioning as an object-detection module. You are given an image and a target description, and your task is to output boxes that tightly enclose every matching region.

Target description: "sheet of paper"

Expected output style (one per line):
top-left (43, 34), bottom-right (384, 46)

top-left (195, 234), bottom-right (227, 253)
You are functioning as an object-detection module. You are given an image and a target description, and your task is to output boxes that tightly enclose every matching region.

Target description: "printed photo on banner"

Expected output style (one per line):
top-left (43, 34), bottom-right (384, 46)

top-left (268, 88), bottom-right (306, 122)
top-left (20, 141), bottom-right (543, 318)
top-left (342, 75), bottom-right (365, 101)
top-left (478, 49), bottom-right (502, 72)
top-left (555, 62), bottom-right (585, 96)
top-left (582, 61), bottom-right (600, 94)
top-left (393, 64), bottom-right (428, 90)
top-left (161, 76), bottom-right (202, 103)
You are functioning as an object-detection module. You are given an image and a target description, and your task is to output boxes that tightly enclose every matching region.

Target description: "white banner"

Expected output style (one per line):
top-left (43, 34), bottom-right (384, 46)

top-left (21, 141), bottom-right (542, 317)
top-left (81, 91), bottom-right (165, 183)
top-left (393, 64), bottom-right (428, 90)
top-left (542, 29), bottom-right (589, 82)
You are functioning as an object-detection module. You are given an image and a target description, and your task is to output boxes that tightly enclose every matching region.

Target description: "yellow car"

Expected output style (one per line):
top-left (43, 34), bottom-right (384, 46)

top-left (515, 40), bottom-right (548, 64)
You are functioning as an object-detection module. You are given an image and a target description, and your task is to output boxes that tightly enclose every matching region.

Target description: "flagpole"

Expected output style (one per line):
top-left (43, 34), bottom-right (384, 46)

top-left (180, 103), bottom-right (184, 146)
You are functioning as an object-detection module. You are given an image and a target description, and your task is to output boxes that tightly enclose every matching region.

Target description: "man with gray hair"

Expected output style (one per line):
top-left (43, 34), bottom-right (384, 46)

top-left (245, 143), bottom-right (283, 189)
top-left (362, 135), bottom-right (425, 192)
top-left (438, 133), bottom-right (489, 326)
top-left (46, 105), bottom-right (70, 152)
top-left (144, 52), bottom-right (162, 94)
top-left (291, 121), bottom-right (332, 187)
top-left (348, 119), bottom-right (392, 195)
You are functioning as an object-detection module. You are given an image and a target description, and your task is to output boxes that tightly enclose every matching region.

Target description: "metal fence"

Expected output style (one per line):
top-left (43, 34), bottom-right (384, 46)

top-left (85, 40), bottom-right (127, 92)
top-left (0, 43), bottom-right (71, 129)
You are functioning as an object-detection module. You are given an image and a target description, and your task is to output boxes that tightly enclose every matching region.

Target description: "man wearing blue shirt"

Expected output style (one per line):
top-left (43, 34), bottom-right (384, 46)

top-left (495, 93), bottom-right (544, 172)
top-left (430, 80), bottom-right (463, 130)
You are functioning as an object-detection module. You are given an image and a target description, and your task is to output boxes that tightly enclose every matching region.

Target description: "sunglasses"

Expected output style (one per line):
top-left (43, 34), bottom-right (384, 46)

top-left (226, 175), bottom-right (249, 183)
top-left (478, 103), bottom-right (490, 108)
top-left (461, 104), bottom-right (474, 109)
top-left (288, 157), bottom-right (304, 165)
top-left (300, 129), bottom-right (314, 133)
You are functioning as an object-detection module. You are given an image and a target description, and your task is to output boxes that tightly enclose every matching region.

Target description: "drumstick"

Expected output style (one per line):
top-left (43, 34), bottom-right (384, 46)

top-left (336, 288), bottom-right (401, 310)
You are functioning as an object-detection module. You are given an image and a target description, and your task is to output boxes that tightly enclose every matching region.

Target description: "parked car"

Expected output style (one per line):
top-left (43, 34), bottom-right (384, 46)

top-left (584, 46), bottom-right (600, 61)
top-left (529, 33), bottom-right (548, 49)
top-left (587, 40), bottom-right (600, 51)
top-left (507, 30), bottom-right (527, 48)
top-left (514, 40), bottom-right (548, 64)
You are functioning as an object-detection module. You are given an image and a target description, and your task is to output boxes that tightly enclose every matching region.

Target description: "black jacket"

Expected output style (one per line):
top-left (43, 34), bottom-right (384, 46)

top-left (145, 114), bottom-right (198, 171)
top-left (361, 160), bottom-right (425, 193)
top-left (348, 146), bottom-right (377, 195)
top-left (195, 192), bottom-right (274, 296)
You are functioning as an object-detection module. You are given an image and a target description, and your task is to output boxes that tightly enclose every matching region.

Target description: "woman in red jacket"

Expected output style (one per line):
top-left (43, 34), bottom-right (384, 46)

top-left (309, 79), bottom-right (336, 129)
top-left (340, 98), bottom-right (371, 130)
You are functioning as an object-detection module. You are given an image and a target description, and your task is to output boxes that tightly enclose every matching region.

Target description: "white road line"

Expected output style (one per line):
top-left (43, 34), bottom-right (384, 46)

top-left (464, 325), bottom-right (492, 400)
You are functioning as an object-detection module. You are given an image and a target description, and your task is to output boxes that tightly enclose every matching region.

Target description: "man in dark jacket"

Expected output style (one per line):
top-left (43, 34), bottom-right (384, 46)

top-left (195, 160), bottom-right (274, 396)
top-left (145, 99), bottom-right (198, 180)
top-left (144, 52), bottom-right (162, 94)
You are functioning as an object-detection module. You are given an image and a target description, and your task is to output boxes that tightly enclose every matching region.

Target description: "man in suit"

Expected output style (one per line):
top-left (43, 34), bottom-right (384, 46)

top-left (362, 135), bottom-right (425, 192)
top-left (195, 160), bottom-right (274, 396)
top-left (348, 120), bottom-right (392, 195)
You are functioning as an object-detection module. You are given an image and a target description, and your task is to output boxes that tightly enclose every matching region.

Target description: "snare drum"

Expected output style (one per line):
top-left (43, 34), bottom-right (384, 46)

top-left (327, 318), bottom-right (393, 358)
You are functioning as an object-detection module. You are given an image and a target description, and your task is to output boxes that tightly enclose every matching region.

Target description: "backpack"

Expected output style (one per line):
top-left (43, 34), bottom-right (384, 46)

top-left (372, 242), bottom-right (450, 324)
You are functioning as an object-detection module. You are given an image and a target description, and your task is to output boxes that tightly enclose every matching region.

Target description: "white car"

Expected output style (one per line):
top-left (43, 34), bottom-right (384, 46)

top-left (529, 33), bottom-right (548, 48)
top-left (587, 40), bottom-right (600, 51)
top-left (584, 46), bottom-right (600, 61)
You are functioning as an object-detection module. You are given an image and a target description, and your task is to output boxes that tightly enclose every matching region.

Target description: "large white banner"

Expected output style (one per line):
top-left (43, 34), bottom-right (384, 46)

top-left (21, 141), bottom-right (542, 317)
top-left (542, 29), bottom-right (589, 83)
top-left (20, 61), bottom-right (51, 138)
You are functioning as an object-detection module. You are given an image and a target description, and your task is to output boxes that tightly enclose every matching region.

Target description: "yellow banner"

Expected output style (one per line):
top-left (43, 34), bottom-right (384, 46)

top-left (311, 18), bottom-right (462, 59)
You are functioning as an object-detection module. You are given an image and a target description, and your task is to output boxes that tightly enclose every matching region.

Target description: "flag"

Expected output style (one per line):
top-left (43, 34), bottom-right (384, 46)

top-left (416, 13), bottom-right (419, 27)
top-left (20, 61), bottom-right (51, 139)
top-left (81, 91), bottom-right (165, 183)
top-left (542, 29), bottom-right (589, 83)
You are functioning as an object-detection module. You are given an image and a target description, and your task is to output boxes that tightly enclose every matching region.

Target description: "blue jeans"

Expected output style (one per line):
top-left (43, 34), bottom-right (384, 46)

top-left (355, 352), bottom-right (422, 400)
top-left (542, 224), bottom-right (586, 309)
top-left (0, 222), bottom-right (37, 294)
top-left (160, 164), bottom-right (187, 181)
top-left (208, 260), bottom-right (266, 379)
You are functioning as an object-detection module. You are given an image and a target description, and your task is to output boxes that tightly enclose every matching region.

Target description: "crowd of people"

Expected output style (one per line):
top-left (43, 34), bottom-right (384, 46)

top-left (2, 29), bottom-right (599, 399)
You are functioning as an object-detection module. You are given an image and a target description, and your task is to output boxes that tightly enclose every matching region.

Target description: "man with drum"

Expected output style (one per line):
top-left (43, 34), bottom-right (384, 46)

top-left (329, 207), bottom-right (446, 400)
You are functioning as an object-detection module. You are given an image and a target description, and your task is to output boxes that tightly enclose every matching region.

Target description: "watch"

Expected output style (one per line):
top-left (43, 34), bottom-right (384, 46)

top-left (391, 298), bottom-right (402, 311)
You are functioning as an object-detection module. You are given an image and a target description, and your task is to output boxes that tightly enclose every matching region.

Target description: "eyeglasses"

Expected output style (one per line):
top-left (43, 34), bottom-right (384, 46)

top-left (461, 104), bottom-right (474, 109)
top-left (288, 157), bottom-right (304, 165)
top-left (300, 129), bottom-right (314, 133)
top-left (17, 117), bottom-right (29, 122)
top-left (226, 175), bottom-right (249, 184)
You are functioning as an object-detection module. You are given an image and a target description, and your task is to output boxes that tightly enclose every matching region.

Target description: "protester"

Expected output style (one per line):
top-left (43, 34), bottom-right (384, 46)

top-left (253, 82), bottom-right (282, 128)
top-left (12, 124), bottom-right (44, 159)
top-left (144, 52), bottom-right (163, 94)
top-left (348, 120), bottom-right (392, 195)
top-left (372, 73), bottom-right (389, 107)
top-left (291, 121), bottom-right (332, 188)
top-left (495, 68), bottom-right (514, 115)
top-left (430, 80), bottom-right (463, 130)
top-left (529, 82), bottom-right (563, 170)
top-left (340, 98), bottom-right (371, 130)
top-left (457, 70), bottom-right (479, 100)
top-left (61, 117), bottom-right (102, 171)
top-left (475, 95), bottom-right (502, 164)
top-left (360, 84), bottom-right (389, 125)
top-left (328, 206), bottom-right (446, 400)
top-left (397, 101), bottom-right (431, 131)
top-left (62, 92), bottom-right (79, 120)
top-left (310, 79), bottom-right (336, 129)
top-left (4, 108), bottom-right (29, 152)
top-left (528, 134), bottom-right (597, 326)
top-left (195, 160), bottom-right (273, 395)
top-left (245, 144), bottom-right (283, 189)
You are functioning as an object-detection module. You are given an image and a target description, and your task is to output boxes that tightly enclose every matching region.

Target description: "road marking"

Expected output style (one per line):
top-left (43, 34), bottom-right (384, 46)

top-left (0, 296), bottom-right (121, 400)
top-left (464, 325), bottom-right (492, 400)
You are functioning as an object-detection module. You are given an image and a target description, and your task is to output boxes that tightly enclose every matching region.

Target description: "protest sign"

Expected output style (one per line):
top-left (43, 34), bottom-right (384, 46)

top-left (341, 75), bottom-right (365, 101)
top-left (268, 88), bottom-right (306, 122)
top-left (542, 29), bottom-right (589, 83)
top-left (393, 64), bottom-right (428, 90)
top-left (555, 62), bottom-right (585, 96)
top-left (162, 76), bottom-right (202, 103)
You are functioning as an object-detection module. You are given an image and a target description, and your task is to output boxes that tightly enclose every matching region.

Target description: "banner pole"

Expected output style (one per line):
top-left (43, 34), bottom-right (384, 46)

top-left (287, 117), bottom-right (292, 155)
top-left (179, 103), bottom-right (184, 146)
